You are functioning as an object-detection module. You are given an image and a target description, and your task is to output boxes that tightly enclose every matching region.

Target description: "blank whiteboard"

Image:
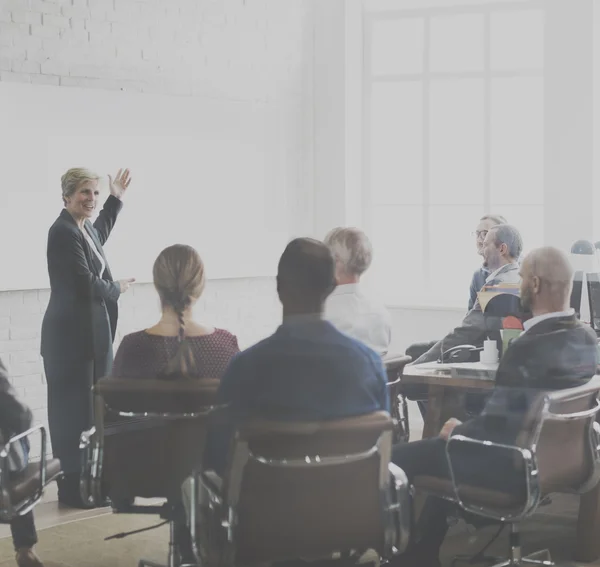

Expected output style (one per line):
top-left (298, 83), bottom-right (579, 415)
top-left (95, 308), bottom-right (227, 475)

top-left (0, 82), bottom-right (292, 291)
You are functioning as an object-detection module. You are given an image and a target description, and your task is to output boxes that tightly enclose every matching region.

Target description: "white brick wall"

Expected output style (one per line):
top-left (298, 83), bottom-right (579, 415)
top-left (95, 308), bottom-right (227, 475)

top-left (0, 0), bottom-right (314, 463)
top-left (0, 0), bottom-right (313, 100)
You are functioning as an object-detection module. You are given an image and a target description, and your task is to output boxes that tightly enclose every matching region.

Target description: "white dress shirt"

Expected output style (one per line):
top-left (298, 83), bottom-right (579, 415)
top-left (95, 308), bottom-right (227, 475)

top-left (523, 308), bottom-right (575, 333)
top-left (324, 283), bottom-right (392, 355)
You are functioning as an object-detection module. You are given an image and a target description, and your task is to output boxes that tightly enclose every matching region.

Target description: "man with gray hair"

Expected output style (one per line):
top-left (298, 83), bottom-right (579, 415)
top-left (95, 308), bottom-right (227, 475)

top-left (413, 224), bottom-right (523, 365)
top-left (323, 227), bottom-right (392, 355)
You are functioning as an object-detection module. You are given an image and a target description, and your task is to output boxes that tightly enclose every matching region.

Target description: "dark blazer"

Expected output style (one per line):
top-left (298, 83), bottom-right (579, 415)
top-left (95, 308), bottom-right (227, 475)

top-left (456, 314), bottom-right (598, 445)
top-left (445, 314), bottom-right (598, 493)
top-left (41, 196), bottom-right (123, 362)
top-left (468, 266), bottom-right (489, 311)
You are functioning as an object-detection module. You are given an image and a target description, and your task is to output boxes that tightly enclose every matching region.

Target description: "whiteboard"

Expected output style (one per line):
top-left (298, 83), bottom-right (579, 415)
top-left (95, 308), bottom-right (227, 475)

top-left (0, 82), bottom-right (292, 290)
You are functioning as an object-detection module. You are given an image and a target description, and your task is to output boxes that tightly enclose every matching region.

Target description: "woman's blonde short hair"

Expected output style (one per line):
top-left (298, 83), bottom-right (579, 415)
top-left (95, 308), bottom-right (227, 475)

top-left (61, 168), bottom-right (100, 205)
top-left (324, 227), bottom-right (373, 277)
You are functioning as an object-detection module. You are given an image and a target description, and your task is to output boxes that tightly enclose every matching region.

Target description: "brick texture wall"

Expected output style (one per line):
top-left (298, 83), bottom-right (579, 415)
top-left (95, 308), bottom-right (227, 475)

top-left (0, 0), bottom-right (313, 460)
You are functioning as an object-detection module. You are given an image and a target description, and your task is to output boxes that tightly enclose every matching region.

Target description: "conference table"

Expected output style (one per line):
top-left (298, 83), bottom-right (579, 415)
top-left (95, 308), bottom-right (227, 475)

top-left (402, 362), bottom-right (600, 563)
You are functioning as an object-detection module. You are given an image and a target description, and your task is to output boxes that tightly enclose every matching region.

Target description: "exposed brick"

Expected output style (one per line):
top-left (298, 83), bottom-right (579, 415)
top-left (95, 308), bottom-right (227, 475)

top-left (10, 328), bottom-right (39, 340)
top-left (17, 35), bottom-right (44, 50)
top-left (31, 23), bottom-right (60, 39)
top-left (0, 45), bottom-right (26, 60)
top-left (61, 5), bottom-right (90, 20)
top-left (27, 76), bottom-right (54, 91)
top-left (10, 350), bottom-right (41, 364)
top-left (0, 22), bottom-right (30, 40)
top-left (0, 70), bottom-right (31, 82)
top-left (40, 59), bottom-right (70, 75)
top-left (41, 14), bottom-right (69, 28)
top-left (84, 19), bottom-right (109, 34)
top-left (0, 339), bottom-right (40, 354)
top-left (11, 58), bottom-right (41, 73)
top-left (11, 313), bottom-right (43, 328)
top-left (31, 0), bottom-right (62, 15)
top-left (10, 362), bottom-right (43, 377)
top-left (11, 10), bottom-right (42, 25)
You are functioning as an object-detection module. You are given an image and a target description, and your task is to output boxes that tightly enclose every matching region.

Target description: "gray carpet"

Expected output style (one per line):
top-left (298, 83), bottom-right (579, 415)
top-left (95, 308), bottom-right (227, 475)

top-left (0, 494), bottom-right (594, 566)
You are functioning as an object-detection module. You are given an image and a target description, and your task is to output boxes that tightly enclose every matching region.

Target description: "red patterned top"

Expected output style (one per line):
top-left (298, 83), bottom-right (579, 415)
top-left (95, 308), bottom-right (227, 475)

top-left (112, 329), bottom-right (239, 380)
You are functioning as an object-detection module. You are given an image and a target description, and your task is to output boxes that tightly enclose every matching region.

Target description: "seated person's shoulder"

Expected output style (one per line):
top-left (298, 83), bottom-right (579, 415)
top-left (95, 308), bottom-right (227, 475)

top-left (335, 330), bottom-right (385, 368)
top-left (211, 328), bottom-right (240, 349)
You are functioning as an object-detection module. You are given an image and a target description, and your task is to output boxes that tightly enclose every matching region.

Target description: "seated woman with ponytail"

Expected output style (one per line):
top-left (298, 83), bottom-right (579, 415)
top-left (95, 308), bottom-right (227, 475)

top-left (112, 244), bottom-right (239, 379)
top-left (111, 244), bottom-right (239, 565)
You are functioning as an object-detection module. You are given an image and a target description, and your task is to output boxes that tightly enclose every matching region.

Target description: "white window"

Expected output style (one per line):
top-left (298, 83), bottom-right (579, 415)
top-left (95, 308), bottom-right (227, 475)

top-left (363, 1), bottom-right (544, 308)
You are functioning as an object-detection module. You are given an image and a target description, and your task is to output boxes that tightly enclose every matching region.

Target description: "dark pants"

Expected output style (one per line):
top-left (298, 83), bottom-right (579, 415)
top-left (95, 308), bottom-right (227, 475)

top-left (44, 348), bottom-right (112, 475)
top-left (405, 342), bottom-right (437, 419)
top-left (44, 348), bottom-right (112, 506)
top-left (10, 512), bottom-right (37, 550)
top-left (392, 438), bottom-right (525, 562)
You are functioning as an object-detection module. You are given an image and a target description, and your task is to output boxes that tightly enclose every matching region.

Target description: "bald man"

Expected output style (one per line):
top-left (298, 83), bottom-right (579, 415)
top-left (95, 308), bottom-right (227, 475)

top-left (389, 247), bottom-right (599, 567)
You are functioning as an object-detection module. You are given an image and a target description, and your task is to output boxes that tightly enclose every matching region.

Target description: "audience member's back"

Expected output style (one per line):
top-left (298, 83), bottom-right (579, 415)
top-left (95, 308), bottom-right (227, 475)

top-left (218, 317), bottom-right (386, 422)
top-left (206, 238), bottom-right (388, 474)
top-left (112, 244), bottom-right (239, 380)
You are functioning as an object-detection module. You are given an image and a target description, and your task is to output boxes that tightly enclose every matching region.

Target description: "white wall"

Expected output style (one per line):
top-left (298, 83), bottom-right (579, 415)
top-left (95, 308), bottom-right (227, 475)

top-left (0, 0), bottom-right (315, 460)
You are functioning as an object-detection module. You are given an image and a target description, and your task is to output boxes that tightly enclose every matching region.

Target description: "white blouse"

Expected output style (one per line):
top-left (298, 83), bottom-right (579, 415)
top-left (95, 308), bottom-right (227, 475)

top-left (83, 229), bottom-right (106, 276)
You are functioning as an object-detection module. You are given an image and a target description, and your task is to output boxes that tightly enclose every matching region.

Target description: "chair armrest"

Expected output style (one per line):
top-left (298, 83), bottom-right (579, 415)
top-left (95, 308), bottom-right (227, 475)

top-left (0, 425), bottom-right (51, 518)
top-left (79, 426), bottom-right (103, 506)
top-left (445, 434), bottom-right (539, 523)
top-left (79, 426), bottom-right (96, 450)
top-left (200, 470), bottom-right (223, 504)
top-left (3, 425), bottom-right (48, 486)
top-left (579, 421), bottom-right (600, 493)
top-left (385, 462), bottom-right (411, 557)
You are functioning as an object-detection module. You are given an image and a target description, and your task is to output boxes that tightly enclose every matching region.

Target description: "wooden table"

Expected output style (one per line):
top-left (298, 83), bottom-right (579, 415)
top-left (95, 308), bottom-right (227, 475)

top-left (403, 362), bottom-right (600, 563)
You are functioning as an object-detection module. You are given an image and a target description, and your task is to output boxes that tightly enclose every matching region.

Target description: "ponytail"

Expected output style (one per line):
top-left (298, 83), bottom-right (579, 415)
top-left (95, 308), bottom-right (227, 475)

top-left (161, 297), bottom-right (197, 378)
top-left (153, 244), bottom-right (206, 378)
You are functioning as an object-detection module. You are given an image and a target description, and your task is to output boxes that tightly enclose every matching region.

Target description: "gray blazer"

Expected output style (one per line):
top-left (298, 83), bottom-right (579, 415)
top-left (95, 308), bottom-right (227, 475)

top-left (413, 263), bottom-right (521, 365)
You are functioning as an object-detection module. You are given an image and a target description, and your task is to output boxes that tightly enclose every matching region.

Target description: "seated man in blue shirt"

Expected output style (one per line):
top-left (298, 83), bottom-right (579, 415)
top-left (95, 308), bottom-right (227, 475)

top-left (205, 237), bottom-right (389, 474)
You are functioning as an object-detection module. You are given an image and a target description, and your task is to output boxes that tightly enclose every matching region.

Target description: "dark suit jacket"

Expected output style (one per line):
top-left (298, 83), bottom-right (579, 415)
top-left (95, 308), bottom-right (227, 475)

top-left (41, 196), bottom-right (123, 362)
top-left (455, 314), bottom-right (598, 445)
top-left (446, 314), bottom-right (598, 493)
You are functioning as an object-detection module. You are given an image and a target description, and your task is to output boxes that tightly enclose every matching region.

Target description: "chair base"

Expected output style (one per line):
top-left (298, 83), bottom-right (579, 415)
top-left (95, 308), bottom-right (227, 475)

top-left (136, 519), bottom-right (198, 567)
top-left (138, 559), bottom-right (197, 567)
top-left (476, 549), bottom-right (553, 567)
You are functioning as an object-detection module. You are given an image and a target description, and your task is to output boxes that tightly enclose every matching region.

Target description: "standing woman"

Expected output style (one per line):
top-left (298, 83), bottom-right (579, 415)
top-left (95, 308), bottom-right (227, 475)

top-left (41, 168), bottom-right (135, 508)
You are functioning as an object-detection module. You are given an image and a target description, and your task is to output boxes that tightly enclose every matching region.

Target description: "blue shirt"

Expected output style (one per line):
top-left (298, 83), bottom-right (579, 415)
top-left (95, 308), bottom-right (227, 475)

top-left (205, 316), bottom-right (389, 473)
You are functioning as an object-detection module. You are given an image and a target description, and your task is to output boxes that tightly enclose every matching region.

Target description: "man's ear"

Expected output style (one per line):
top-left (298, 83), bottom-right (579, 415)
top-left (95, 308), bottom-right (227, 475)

top-left (532, 275), bottom-right (541, 294)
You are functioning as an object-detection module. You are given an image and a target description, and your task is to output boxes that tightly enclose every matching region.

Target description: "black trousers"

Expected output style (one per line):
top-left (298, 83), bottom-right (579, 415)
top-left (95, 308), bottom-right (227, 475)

top-left (43, 347), bottom-right (113, 475)
top-left (10, 512), bottom-right (37, 550)
top-left (392, 438), bottom-right (525, 561)
top-left (404, 342), bottom-right (437, 419)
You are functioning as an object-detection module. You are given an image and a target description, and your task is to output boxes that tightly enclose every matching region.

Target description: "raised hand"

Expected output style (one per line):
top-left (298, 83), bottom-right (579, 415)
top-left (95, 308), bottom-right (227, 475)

top-left (118, 277), bottom-right (136, 294)
top-left (108, 168), bottom-right (132, 200)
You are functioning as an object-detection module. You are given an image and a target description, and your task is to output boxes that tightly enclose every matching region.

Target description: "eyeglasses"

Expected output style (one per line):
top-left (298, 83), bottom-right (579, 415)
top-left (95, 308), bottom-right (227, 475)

top-left (471, 230), bottom-right (489, 239)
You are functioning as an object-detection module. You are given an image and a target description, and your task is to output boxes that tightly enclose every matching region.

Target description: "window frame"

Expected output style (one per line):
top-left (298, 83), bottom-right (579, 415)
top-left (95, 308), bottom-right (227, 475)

top-left (362, 0), bottom-right (545, 308)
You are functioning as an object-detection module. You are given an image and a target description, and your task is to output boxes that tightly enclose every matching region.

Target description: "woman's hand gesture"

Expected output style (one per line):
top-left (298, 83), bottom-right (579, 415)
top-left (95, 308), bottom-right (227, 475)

top-left (108, 168), bottom-right (132, 200)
